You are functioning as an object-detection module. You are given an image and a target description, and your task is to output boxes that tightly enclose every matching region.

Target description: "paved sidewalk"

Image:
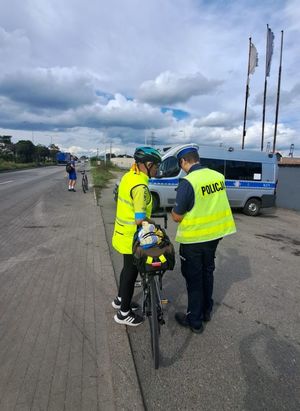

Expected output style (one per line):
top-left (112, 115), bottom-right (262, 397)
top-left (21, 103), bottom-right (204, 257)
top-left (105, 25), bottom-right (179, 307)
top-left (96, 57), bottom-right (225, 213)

top-left (0, 177), bottom-right (144, 410)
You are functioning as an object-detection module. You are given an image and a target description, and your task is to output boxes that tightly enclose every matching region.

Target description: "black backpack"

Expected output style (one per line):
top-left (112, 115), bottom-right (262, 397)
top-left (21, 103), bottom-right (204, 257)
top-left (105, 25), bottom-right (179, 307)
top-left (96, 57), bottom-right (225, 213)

top-left (132, 225), bottom-right (175, 274)
top-left (66, 162), bottom-right (72, 173)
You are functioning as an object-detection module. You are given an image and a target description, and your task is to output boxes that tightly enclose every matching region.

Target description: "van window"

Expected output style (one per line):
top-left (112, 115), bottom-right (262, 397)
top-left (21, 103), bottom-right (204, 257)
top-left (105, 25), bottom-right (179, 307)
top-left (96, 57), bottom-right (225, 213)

top-left (159, 156), bottom-right (180, 177)
top-left (225, 160), bottom-right (262, 181)
top-left (200, 158), bottom-right (225, 174)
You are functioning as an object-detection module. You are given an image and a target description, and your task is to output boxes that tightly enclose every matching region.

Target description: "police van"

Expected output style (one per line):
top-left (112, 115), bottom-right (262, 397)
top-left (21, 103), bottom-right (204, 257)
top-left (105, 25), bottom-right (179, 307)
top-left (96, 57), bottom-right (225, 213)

top-left (149, 143), bottom-right (278, 216)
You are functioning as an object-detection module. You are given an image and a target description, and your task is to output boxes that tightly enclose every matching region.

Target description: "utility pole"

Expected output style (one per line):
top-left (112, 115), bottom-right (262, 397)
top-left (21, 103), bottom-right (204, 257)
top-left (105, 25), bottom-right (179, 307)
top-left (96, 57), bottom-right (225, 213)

top-left (150, 132), bottom-right (156, 147)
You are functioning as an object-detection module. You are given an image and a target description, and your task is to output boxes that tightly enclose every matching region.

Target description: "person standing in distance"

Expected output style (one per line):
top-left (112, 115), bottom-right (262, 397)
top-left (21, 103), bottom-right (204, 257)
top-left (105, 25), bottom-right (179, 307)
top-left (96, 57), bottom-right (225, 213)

top-left (68, 155), bottom-right (77, 192)
top-left (112, 147), bottom-right (162, 326)
top-left (171, 146), bottom-right (236, 333)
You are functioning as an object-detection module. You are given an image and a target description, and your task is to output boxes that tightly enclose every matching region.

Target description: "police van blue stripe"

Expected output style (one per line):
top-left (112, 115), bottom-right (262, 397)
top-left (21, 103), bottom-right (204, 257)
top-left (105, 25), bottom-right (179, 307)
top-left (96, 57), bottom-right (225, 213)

top-left (150, 178), bottom-right (179, 185)
top-left (225, 181), bottom-right (276, 189)
top-left (150, 178), bottom-right (276, 189)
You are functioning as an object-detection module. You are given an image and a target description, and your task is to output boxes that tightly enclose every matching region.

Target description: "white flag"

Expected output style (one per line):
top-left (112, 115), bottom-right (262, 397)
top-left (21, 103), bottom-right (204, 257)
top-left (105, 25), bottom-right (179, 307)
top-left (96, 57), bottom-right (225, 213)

top-left (249, 42), bottom-right (258, 75)
top-left (266, 27), bottom-right (275, 77)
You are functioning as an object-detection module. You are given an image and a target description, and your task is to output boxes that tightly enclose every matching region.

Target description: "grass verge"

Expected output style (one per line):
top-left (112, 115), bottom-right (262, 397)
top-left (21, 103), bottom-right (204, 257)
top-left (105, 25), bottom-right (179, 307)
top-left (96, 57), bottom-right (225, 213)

top-left (0, 160), bottom-right (56, 172)
top-left (91, 162), bottom-right (122, 202)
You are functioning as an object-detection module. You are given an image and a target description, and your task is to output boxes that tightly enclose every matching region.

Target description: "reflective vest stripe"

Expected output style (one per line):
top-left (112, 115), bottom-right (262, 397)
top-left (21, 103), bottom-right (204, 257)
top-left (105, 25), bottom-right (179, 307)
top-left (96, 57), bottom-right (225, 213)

top-left (115, 216), bottom-right (137, 226)
top-left (117, 195), bottom-right (132, 207)
top-left (179, 209), bottom-right (232, 227)
top-left (177, 220), bottom-right (236, 240)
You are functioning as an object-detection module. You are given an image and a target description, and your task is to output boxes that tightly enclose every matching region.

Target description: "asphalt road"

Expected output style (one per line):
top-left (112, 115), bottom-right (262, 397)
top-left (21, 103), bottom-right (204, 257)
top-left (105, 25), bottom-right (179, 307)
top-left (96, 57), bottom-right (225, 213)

top-left (100, 173), bottom-right (300, 411)
top-left (0, 166), bottom-right (65, 227)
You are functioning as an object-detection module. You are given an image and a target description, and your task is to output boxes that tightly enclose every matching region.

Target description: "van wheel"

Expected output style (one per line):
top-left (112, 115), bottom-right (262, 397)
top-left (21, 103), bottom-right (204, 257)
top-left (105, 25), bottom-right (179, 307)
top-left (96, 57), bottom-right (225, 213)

top-left (151, 194), bottom-right (159, 212)
top-left (243, 198), bottom-right (261, 216)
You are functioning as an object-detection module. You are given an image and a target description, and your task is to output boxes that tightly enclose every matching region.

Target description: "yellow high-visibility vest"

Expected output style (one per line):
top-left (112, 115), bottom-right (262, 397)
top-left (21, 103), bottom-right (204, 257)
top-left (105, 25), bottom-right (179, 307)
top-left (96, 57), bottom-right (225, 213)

top-left (112, 170), bottom-right (152, 254)
top-left (175, 168), bottom-right (236, 243)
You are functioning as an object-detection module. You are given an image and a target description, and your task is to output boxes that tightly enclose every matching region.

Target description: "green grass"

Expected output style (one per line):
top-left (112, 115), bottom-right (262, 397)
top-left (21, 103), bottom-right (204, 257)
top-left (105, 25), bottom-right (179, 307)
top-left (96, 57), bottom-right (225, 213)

top-left (91, 161), bottom-right (122, 202)
top-left (0, 159), bottom-right (56, 172)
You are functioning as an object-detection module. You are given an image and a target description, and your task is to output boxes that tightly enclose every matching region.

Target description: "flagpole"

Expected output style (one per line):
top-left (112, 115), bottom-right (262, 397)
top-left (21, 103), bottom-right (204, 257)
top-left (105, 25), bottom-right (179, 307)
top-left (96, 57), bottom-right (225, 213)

top-left (273, 30), bottom-right (284, 153)
top-left (261, 25), bottom-right (269, 152)
top-left (242, 37), bottom-right (252, 149)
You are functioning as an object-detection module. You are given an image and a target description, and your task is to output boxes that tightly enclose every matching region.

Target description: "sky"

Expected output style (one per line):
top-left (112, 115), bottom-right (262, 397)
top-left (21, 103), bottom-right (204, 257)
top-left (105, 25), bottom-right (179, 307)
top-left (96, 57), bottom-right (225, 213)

top-left (0, 0), bottom-right (299, 157)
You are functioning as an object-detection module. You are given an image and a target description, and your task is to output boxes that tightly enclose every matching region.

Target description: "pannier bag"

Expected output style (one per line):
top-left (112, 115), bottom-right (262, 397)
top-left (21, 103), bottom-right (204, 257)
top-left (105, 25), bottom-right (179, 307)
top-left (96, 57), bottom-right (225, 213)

top-left (133, 222), bottom-right (175, 274)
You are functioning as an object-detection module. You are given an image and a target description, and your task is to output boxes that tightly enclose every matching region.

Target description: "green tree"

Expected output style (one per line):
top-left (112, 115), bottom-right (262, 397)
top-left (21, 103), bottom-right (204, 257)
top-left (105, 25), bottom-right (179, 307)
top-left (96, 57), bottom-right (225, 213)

top-left (15, 140), bottom-right (36, 163)
top-left (36, 144), bottom-right (50, 162)
top-left (49, 143), bottom-right (60, 161)
top-left (0, 136), bottom-right (15, 161)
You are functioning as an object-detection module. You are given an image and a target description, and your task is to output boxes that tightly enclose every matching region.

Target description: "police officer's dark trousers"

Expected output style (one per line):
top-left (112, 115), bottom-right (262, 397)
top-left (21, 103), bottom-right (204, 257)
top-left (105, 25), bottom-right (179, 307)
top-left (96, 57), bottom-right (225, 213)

top-left (179, 239), bottom-right (219, 329)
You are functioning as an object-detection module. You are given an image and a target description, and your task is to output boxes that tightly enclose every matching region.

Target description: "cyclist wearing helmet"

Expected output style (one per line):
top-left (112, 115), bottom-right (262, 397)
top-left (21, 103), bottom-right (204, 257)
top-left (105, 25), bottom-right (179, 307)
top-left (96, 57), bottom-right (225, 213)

top-left (112, 146), bottom-right (161, 326)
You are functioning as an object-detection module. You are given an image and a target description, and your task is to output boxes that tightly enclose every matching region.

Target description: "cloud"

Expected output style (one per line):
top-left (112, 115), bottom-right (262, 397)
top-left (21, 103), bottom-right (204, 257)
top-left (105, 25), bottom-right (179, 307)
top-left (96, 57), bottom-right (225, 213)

top-left (0, 92), bottom-right (172, 131)
top-left (138, 71), bottom-right (222, 105)
top-left (193, 112), bottom-right (242, 128)
top-left (0, 0), bottom-right (300, 156)
top-left (0, 67), bottom-right (98, 109)
top-left (0, 27), bottom-right (31, 72)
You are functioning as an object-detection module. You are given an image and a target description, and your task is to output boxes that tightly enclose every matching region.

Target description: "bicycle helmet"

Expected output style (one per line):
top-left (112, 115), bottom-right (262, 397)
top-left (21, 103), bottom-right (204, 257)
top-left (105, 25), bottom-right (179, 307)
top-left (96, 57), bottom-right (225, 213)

top-left (134, 146), bottom-right (162, 164)
top-left (133, 146), bottom-right (162, 177)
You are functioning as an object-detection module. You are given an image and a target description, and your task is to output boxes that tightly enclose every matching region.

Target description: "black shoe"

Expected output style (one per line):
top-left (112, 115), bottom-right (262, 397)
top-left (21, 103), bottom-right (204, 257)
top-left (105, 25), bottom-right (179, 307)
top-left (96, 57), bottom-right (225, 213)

top-left (175, 312), bottom-right (204, 334)
top-left (114, 310), bottom-right (144, 326)
top-left (72, 188), bottom-right (76, 192)
top-left (203, 311), bottom-right (212, 322)
top-left (111, 297), bottom-right (140, 311)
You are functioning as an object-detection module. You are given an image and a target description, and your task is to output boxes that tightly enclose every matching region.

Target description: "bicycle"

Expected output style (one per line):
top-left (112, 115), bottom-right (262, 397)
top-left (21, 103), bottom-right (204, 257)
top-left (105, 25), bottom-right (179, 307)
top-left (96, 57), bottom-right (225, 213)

top-left (80, 170), bottom-right (89, 193)
top-left (133, 212), bottom-right (174, 369)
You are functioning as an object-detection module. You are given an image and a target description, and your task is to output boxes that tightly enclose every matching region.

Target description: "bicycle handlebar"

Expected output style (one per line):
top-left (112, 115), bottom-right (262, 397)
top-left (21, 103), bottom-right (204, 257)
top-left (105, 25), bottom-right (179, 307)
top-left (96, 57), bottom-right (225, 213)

top-left (151, 208), bottom-right (168, 229)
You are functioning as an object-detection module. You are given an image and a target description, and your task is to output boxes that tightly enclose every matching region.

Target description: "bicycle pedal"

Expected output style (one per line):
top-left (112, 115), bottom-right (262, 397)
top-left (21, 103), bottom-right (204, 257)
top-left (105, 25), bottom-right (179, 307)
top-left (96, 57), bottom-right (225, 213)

top-left (160, 299), bottom-right (169, 305)
top-left (134, 280), bottom-right (142, 287)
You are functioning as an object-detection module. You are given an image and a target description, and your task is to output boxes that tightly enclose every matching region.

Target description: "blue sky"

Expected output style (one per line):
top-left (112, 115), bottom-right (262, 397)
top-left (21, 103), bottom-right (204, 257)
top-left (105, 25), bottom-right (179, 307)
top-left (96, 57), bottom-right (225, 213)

top-left (0, 0), bottom-right (299, 156)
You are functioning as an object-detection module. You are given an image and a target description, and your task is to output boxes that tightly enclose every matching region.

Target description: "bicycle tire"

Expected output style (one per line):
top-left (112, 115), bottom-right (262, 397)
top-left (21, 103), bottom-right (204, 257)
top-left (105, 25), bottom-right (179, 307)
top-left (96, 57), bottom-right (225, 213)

top-left (84, 175), bottom-right (89, 191)
top-left (82, 176), bottom-right (86, 193)
top-left (149, 276), bottom-right (160, 369)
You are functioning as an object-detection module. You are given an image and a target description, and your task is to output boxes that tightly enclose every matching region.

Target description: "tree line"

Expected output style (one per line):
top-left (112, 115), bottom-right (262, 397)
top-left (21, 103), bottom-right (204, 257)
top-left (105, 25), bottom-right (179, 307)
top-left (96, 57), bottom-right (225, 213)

top-left (0, 136), bottom-right (60, 163)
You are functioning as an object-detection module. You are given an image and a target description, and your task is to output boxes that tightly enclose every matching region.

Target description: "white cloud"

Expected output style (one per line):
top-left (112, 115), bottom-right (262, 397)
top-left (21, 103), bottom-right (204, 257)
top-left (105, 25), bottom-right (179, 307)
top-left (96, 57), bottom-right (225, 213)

top-left (138, 71), bottom-right (222, 105)
top-left (0, 27), bottom-right (31, 72)
top-left (0, 67), bottom-right (98, 109)
top-left (194, 112), bottom-right (242, 128)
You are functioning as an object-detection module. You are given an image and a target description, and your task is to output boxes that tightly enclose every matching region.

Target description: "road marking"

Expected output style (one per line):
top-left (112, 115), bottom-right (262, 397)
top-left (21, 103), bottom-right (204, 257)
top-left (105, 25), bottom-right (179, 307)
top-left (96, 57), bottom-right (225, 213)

top-left (0, 180), bottom-right (14, 185)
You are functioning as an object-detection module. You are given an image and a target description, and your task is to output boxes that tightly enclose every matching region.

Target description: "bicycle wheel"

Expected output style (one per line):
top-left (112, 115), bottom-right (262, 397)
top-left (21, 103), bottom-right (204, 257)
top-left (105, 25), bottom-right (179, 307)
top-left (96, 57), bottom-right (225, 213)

top-left (82, 176), bottom-right (86, 193)
top-left (149, 276), bottom-right (160, 369)
top-left (84, 175), bottom-right (89, 191)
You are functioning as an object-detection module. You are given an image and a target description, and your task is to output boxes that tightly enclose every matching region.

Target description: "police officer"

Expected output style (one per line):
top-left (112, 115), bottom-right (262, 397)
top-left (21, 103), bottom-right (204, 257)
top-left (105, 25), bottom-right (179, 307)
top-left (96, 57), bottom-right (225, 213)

top-left (171, 146), bottom-right (236, 333)
top-left (112, 147), bottom-right (162, 326)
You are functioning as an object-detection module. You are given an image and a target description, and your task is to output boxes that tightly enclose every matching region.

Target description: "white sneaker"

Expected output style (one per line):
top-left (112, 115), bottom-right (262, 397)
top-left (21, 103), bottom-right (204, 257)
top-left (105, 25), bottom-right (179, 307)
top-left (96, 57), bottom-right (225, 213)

top-left (114, 310), bottom-right (144, 326)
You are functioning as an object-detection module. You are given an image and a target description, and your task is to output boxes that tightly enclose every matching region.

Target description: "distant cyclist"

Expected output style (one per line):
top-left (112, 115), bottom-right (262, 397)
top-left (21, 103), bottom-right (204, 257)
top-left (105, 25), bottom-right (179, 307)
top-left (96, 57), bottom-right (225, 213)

top-left (68, 155), bottom-right (77, 192)
top-left (112, 146), bottom-right (162, 326)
